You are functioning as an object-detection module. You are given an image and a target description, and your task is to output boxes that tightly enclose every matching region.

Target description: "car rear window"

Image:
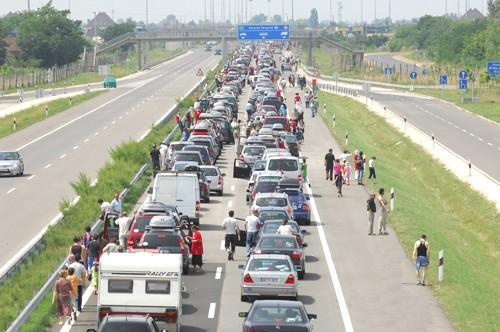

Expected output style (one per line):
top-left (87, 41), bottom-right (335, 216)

top-left (256, 197), bottom-right (287, 207)
top-left (202, 168), bottom-right (218, 176)
top-left (260, 237), bottom-right (298, 249)
top-left (263, 222), bottom-right (299, 234)
top-left (243, 146), bottom-right (265, 156)
top-left (264, 117), bottom-right (287, 127)
top-left (248, 259), bottom-right (291, 272)
top-left (141, 232), bottom-right (181, 249)
top-left (0, 152), bottom-right (18, 160)
top-left (254, 181), bottom-right (279, 193)
top-left (101, 322), bottom-right (151, 332)
top-left (268, 159), bottom-right (298, 172)
top-left (132, 216), bottom-right (155, 232)
top-left (175, 154), bottom-right (200, 162)
top-left (250, 306), bottom-right (306, 324)
top-left (259, 211), bottom-right (288, 221)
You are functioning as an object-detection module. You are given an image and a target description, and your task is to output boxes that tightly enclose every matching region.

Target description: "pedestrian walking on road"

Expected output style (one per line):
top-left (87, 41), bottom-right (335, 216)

top-left (300, 158), bottom-right (310, 187)
top-left (353, 150), bottom-right (359, 181)
top-left (188, 225), bottom-right (204, 270)
top-left (366, 194), bottom-right (377, 235)
top-left (304, 91), bottom-right (310, 108)
top-left (357, 151), bottom-right (366, 185)
top-left (244, 209), bottom-right (262, 257)
top-left (68, 237), bottom-right (86, 265)
top-left (377, 188), bottom-right (390, 235)
top-left (309, 97), bottom-right (317, 117)
top-left (66, 267), bottom-right (80, 322)
top-left (324, 149), bottom-right (335, 181)
top-left (53, 269), bottom-right (72, 325)
top-left (335, 172), bottom-right (344, 197)
top-left (67, 255), bottom-right (87, 312)
top-left (368, 156), bottom-right (377, 179)
top-left (222, 210), bottom-right (240, 261)
top-left (81, 226), bottom-right (92, 249)
top-left (413, 235), bottom-right (430, 286)
top-left (344, 161), bottom-right (351, 185)
top-left (86, 237), bottom-right (100, 272)
top-left (90, 261), bottom-right (99, 295)
top-left (150, 144), bottom-right (161, 175)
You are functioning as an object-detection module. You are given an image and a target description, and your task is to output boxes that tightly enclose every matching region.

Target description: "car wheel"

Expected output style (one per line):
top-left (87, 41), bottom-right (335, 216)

top-left (298, 270), bottom-right (305, 280)
top-left (240, 295), bottom-right (248, 302)
top-left (218, 190), bottom-right (223, 196)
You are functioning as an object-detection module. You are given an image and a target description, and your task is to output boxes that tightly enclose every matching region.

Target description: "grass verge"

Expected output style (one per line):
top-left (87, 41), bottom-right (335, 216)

top-left (0, 91), bottom-right (106, 139)
top-left (317, 91), bottom-right (499, 332)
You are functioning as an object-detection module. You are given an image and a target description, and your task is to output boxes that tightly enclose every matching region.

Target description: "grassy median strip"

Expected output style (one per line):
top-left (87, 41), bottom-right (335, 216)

top-left (318, 91), bottom-right (499, 332)
top-left (0, 91), bottom-right (106, 139)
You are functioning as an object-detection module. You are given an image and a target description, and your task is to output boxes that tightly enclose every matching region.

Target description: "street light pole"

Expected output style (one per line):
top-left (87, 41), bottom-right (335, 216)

top-left (267, 0), bottom-right (271, 23)
top-left (27, 0), bottom-right (31, 11)
top-left (146, 0), bottom-right (149, 27)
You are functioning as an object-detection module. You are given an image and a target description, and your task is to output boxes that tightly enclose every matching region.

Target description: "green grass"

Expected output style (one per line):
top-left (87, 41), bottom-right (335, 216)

top-left (416, 88), bottom-right (500, 124)
top-left (0, 65), bottom-right (218, 330)
top-left (0, 91), bottom-right (106, 139)
top-left (318, 91), bottom-right (499, 332)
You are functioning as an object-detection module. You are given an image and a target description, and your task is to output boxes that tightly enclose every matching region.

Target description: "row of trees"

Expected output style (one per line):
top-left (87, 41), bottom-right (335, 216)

top-left (389, 2), bottom-right (499, 67)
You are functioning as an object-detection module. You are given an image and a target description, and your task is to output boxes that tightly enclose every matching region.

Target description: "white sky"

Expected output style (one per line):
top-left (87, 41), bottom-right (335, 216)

top-left (0, 0), bottom-right (488, 24)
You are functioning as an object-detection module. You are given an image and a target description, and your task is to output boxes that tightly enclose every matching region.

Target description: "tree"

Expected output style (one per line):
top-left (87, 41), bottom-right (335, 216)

top-left (0, 20), bottom-right (7, 65)
top-left (487, 0), bottom-right (500, 19)
top-left (101, 20), bottom-right (136, 41)
top-left (249, 14), bottom-right (267, 24)
top-left (16, 4), bottom-right (89, 68)
top-left (309, 8), bottom-right (319, 28)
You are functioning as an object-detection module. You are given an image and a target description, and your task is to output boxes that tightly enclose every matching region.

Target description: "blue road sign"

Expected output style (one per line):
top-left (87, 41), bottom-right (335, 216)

top-left (410, 71), bottom-right (417, 80)
top-left (459, 70), bottom-right (468, 80)
top-left (486, 61), bottom-right (500, 76)
top-left (384, 67), bottom-right (392, 75)
top-left (459, 79), bottom-right (467, 90)
top-left (237, 24), bottom-right (290, 41)
top-left (439, 75), bottom-right (448, 85)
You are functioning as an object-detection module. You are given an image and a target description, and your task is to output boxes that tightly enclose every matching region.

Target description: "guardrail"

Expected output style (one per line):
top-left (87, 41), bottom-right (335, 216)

top-left (4, 61), bottom-right (222, 331)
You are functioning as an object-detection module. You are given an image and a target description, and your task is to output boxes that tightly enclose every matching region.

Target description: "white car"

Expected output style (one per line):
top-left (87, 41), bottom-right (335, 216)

top-left (199, 165), bottom-right (225, 196)
top-left (0, 151), bottom-right (24, 176)
top-left (251, 192), bottom-right (293, 216)
top-left (240, 145), bottom-right (266, 166)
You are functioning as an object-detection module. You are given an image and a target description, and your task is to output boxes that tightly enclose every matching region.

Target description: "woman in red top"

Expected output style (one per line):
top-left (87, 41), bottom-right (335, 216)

top-left (188, 225), bottom-right (204, 270)
top-left (53, 269), bottom-right (72, 325)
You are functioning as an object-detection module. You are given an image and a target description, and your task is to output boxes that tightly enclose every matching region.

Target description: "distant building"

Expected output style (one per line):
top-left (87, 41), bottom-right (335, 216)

top-left (461, 8), bottom-right (484, 20)
top-left (86, 12), bottom-right (115, 38)
top-left (3, 33), bottom-right (21, 56)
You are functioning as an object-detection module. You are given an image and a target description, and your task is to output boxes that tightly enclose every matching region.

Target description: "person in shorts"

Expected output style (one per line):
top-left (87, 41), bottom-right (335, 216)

top-left (412, 234), bottom-right (430, 286)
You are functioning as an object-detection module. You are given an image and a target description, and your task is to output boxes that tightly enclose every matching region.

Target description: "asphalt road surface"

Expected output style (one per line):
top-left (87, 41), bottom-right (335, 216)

top-left (365, 52), bottom-right (422, 73)
top-left (0, 49), bottom-right (220, 269)
top-left (59, 79), bottom-right (453, 332)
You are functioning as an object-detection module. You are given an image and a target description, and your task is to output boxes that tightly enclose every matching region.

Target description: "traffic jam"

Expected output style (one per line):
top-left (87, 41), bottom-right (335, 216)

top-left (89, 42), bottom-right (319, 332)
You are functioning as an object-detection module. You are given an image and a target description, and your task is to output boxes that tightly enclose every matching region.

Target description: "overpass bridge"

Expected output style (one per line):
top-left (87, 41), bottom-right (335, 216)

top-left (96, 26), bottom-right (364, 69)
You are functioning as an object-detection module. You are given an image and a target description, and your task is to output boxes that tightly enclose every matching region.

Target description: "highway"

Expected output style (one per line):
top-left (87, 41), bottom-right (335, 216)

top-left (60, 79), bottom-right (453, 332)
top-left (0, 49), bottom-right (220, 269)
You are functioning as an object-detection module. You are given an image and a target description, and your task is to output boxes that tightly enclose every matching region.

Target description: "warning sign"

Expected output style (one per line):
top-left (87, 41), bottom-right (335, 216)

top-left (196, 68), bottom-right (205, 77)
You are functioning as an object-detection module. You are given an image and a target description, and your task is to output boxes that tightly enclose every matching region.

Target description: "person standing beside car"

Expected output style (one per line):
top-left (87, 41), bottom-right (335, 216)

top-left (244, 209), bottom-right (262, 257)
top-left (115, 212), bottom-right (131, 250)
top-left (222, 210), bottom-right (240, 261)
top-left (366, 193), bottom-right (377, 235)
top-left (187, 225), bottom-right (204, 270)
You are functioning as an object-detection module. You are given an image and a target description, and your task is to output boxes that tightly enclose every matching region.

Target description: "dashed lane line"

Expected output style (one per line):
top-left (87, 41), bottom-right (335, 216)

top-left (6, 187), bottom-right (16, 194)
top-left (73, 145), bottom-right (79, 150)
top-left (27, 174), bottom-right (36, 180)
top-left (230, 185), bottom-right (235, 192)
top-left (44, 163), bottom-right (52, 169)
top-left (220, 240), bottom-right (225, 250)
top-left (227, 200), bottom-right (233, 208)
top-left (208, 303), bottom-right (217, 319)
top-left (83, 138), bottom-right (89, 143)
top-left (59, 154), bottom-right (66, 159)
top-left (215, 267), bottom-right (222, 280)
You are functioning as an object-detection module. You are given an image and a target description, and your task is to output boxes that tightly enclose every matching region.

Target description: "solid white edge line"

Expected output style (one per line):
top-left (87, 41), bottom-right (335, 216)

top-left (230, 185), bottom-right (235, 192)
top-left (44, 163), bottom-right (52, 169)
top-left (16, 82), bottom-right (152, 151)
top-left (84, 138), bottom-right (89, 143)
top-left (215, 267), bottom-right (222, 280)
top-left (304, 184), bottom-right (354, 332)
top-left (59, 154), bottom-right (66, 159)
top-left (208, 302), bottom-right (217, 319)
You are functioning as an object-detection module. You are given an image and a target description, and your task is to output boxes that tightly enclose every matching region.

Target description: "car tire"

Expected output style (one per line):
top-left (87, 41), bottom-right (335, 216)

top-left (240, 295), bottom-right (248, 302)
top-left (218, 190), bottom-right (223, 196)
top-left (298, 270), bottom-right (305, 280)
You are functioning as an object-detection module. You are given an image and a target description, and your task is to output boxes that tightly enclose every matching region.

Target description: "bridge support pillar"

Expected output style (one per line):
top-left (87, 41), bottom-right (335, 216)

top-left (137, 40), bottom-right (142, 70)
top-left (307, 32), bottom-right (313, 67)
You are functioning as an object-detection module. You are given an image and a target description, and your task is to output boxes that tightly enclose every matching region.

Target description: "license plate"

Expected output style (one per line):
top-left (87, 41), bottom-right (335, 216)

top-left (261, 278), bottom-right (278, 283)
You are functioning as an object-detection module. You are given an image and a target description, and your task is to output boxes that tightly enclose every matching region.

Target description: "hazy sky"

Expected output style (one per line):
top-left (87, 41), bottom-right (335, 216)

top-left (0, 0), bottom-right (488, 24)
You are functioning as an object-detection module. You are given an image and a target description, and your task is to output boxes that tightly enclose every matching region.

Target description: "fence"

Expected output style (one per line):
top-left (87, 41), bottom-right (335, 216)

top-left (3, 62), bottom-right (220, 331)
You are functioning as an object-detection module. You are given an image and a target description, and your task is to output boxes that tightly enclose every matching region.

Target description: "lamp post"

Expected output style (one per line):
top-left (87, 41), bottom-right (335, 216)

top-left (267, 0), bottom-right (271, 23)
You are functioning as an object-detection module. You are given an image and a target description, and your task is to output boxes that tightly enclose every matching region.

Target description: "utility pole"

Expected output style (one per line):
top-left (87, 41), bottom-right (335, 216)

top-left (338, 1), bottom-right (343, 25)
top-left (374, 0), bottom-right (377, 21)
top-left (267, 0), bottom-right (271, 23)
top-left (389, 0), bottom-right (391, 20)
top-left (27, 0), bottom-right (31, 11)
top-left (361, 0), bottom-right (363, 23)
top-left (204, 0), bottom-right (207, 23)
top-left (330, 0), bottom-right (333, 24)
top-left (445, 0), bottom-right (447, 16)
top-left (457, 0), bottom-right (460, 16)
top-left (145, 0), bottom-right (149, 27)
top-left (291, 0), bottom-right (294, 23)
top-left (93, 11), bottom-right (97, 67)
top-left (282, 0), bottom-right (285, 23)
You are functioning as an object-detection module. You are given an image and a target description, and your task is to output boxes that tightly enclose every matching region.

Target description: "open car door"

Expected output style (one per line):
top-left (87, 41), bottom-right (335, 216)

top-left (233, 159), bottom-right (252, 179)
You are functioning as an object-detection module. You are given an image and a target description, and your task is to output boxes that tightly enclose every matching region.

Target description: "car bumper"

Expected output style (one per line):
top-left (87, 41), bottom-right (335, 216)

top-left (209, 183), bottom-right (223, 191)
top-left (241, 285), bottom-right (297, 298)
top-left (0, 166), bottom-right (20, 175)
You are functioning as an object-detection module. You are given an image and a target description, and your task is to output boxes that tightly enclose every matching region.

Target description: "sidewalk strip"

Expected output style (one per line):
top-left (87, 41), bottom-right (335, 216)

top-left (305, 184), bottom-right (354, 332)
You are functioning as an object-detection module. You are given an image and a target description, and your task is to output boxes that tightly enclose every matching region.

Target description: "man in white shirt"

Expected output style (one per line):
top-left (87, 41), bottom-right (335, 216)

top-left (222, 210), bottom-right (240, 261)
top-left (115, 212), bottom-right (131, 249)
top-left (368, 156), bottom-right (377, 179)
top-left (276, 219), bottom-right (296, 236)
top-left (244, 209), bottom-right (262, 256)
top-left (97, 198), bottom-right (111, 220)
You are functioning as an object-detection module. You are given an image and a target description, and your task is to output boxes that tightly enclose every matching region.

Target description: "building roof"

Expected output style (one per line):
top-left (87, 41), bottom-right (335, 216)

top-left (86, 12), bottom-right (114, 37)
top-left (462, 8), bottom-right (484, 20)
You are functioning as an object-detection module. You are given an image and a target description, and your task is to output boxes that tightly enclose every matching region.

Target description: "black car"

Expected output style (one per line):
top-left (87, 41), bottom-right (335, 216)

top-left (90, 315), bottom-right (160, 332)
top-left (239, 300), bottom-right (317, 332)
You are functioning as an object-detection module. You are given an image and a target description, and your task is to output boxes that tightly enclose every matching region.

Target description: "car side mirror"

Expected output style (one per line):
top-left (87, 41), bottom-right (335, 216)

top-left (238, 312), bottom-right (248, 318)
top-left (307, 314), bottom-right (317, 320)
top-left (147, 187), bottom-right (153, 194)
top-left (182, 285), bottom-right (187, 292)
top-left (305, 194), bottom-right (310, 200)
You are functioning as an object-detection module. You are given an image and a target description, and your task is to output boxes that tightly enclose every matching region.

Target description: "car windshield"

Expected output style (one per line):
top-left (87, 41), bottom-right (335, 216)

top-left (250, 306), bottom-right (306, 324)
top-left (263, 222), bottom-right (299, 234)
top-left (260, 237), bottom-right (298, 249)
top-left (141, 232), bottom-right (181, 250)
top-left (0, 152), bottom-right (18, 160)
top-left (101, 322), bottom-right (152, 332)
top-left (202, 168), bottom-right (218, 176)
top-left (254, 181), bottom-right (279, 193)
top-left (268, 159), bottom-right (298, 172)
top-left (248, 258), bottom-right (292, 272)
top-left (256, 197), bottom-right (288, 207)
top-left (283, 135), bottom-right (297, 144)
top-left (259, 211), bottom-right (288, 221)
top-left (243, 146), bottom-right (265, 156)
top-left (132, 216), bottom-right (155, 232)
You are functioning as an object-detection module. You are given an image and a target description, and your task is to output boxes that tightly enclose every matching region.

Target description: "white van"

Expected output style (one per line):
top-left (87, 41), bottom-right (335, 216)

top-left (265, 156), bottom-right (301, 182)
top-left (151, 172), bottom-right (200, 224)
top-left (98, 253), bottom-right (183, 332)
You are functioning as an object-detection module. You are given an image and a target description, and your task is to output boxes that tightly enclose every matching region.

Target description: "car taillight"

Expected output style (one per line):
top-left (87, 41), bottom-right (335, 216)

top-left (285, 273), bottom-right (295, 284)
top-left (218, 176), bottom-right (223, 184)
top-left (99, 307), bottom-right (111, 317)
top-left (291, 251), bottom-right (301, 260)
top-left (165, 309), bottom-right (178, 323)
top-left (297, 175), bottom-right (303, 183)
top-left (253, 249), bottom-right (261, 255)
top-left (251, 192), bottom-right (256, 201)
top-left (196, 201), bottom-right (200, 212)
top-left (243, 273), bottom-right (254, 284)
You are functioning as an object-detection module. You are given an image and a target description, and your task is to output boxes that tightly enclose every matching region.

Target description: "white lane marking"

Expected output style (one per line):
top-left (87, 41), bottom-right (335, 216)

top-left (83, 138), bottom-right (89, 143)
top-left (103, 126), bottom-right (108, 130)
top-left (6, 187), bottom-right (16, 194)
top-left (487, 142), bottom-right (493, 146)
top-left (16, 82), bottom-right (150, 151)
top-left (73, 145), bottom-right (79, 150)
top-left (462, 129), bottom-right (467, 133)
top-left (27, 174), bottom-right (36, 180)
top-left (477, 137), bottom-right (483, 142)
top-left (125, 112), bottom-right (129, 115)
top-left (220, 240), bottom-right (225, 250)
top-left (469, 133), bottom-right (475, 137)
top-left (230, 185), bottom-right (235, 192)
top-left (44, 163), bottom-right (52, 169)
top-left (111, 120), bottom-right (116, 125)
top-left (94, 131), bottom-right (99, 136)
top-left (59, 154), bottom-right (66, 159)
top-left (304, 184), bottom-right (354, 332)
top-left (208, 303), bottom-right (217, 319)
top-left (227, 200), bottom-right (233, 208)
top-left (454, 125), bottom-right (460, 129)
top-left (215, 267), bottom-right (222, 280)
top-left (119, 116), bottom-right (123, 119)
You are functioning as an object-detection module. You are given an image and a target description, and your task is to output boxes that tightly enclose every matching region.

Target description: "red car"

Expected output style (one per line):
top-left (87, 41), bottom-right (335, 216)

top-left (263, 116), bottom-right (290, 132)
top-left (127, 212), bottom-right (166, 248)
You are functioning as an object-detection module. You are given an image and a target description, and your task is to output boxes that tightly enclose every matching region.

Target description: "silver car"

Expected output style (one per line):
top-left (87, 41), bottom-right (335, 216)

top-left (240, 254), bottom-right (298, 302)
top-left (0, 151), bottom-right (24, 176)
top-left (240, 145), bottom-right (266, 167)
top-left (199, 165), bottom-right (225, 196)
